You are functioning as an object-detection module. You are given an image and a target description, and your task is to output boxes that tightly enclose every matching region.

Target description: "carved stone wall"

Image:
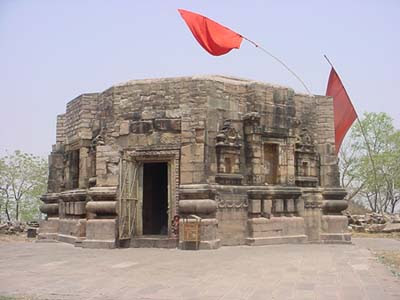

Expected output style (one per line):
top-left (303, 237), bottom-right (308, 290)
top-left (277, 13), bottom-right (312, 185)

top-left (40, 75), bottom-right (349, 249)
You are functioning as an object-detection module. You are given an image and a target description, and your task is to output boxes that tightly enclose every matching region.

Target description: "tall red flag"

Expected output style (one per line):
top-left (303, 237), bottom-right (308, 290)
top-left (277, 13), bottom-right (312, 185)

top-left (326, 67), bottom-right (357, 154)
top-left (178, 9), bottom-right (243, 56)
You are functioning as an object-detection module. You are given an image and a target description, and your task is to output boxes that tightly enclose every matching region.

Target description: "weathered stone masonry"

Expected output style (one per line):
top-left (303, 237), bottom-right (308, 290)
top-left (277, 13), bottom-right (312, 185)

top-left (39, 75), bottom-right (350, 249)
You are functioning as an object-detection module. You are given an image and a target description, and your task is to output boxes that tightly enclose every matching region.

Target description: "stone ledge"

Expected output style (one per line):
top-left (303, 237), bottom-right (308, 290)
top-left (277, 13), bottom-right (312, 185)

top-left (320, 233), bottom-right (351, 244)
top-left (37, 233), bottom-right (58, 241)
top-left (59, 189), bottom-right (87, 202)
top-left (81, 239), bottom-right (116, 249)
top-left (131, 236), bottom-right (178, 248)
top-left (179, 238), bottom-right (221, 250)
top-left (57, 233), bottom-right (78, 245)
top-left (245, 235), bottom-right (307, 246)
top-left (40, 193), bottom-right (60, 204)
top-left (87, 187), bottom-right (117, 201)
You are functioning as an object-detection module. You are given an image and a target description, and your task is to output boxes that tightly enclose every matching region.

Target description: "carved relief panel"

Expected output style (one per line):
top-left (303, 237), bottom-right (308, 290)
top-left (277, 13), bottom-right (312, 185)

top-left (295, 129), bottom-right (319, 187)
top-left (215, 120), bottom-right (243, 185)
top-left (263, 143), bottom-right (279, 184)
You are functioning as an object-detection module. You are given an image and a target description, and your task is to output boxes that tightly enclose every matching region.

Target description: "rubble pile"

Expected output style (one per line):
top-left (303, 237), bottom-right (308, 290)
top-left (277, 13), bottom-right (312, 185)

top-left (0, 222), bottom-right (26, 234)
top-left (345, 212), bottom-right (400, 233)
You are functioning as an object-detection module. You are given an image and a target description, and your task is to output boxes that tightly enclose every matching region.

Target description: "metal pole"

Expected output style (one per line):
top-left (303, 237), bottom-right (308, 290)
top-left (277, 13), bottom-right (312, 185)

top-left (242, 35), bottom-right (313, 96)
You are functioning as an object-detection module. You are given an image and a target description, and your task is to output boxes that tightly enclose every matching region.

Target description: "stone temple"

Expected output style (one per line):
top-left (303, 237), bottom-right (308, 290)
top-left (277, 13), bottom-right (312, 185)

top-left (39, 75), bottom-right (350, 249)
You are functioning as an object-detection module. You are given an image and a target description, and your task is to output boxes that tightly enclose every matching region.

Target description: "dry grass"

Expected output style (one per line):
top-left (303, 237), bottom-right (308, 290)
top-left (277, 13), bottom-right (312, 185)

top-left (0, 233), bottom-right (33, 243)
top-left (376, 251), bottom-right (400, 277)
top-left (351, 231), bottom-right (400, 277)
top-left (0, 296), bottom-right (41, 300)
top-left (351, 231), bottom-right (400, 240)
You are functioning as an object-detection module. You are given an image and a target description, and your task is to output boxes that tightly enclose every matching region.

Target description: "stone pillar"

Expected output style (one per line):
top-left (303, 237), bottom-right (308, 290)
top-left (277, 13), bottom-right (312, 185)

top-left (82, 187), bottom-right (118, 249)
top-left (39, 143), bottom-right (64, 241)
top-left (320, 188), bottom-right (351, 243)
top-left (301, 188), bottom-right (323, 242)
top-left (38, 193), bottom-right (60, 240)
top-left (58, 189), bottom-right (87, 245)
top-left (243, 113), bottom-right (263, 184)
top-left (47, 144), bottom-right (65, 193)
top-left (79, 147), bottom-right (90, 189)
top-left (178, 185), bottom-right (220, 249)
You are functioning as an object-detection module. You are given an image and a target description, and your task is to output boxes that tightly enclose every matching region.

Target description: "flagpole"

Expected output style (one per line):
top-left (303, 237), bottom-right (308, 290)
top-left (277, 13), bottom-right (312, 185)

top-left (241, 36), bottom-right (313, 96)
top-left (323, 55), bottom-right (381, 211)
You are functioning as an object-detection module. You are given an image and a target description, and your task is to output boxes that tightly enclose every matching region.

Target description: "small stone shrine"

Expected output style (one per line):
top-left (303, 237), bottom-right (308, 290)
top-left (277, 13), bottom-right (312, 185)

top-left (39, 75), bottom-right (350, 249)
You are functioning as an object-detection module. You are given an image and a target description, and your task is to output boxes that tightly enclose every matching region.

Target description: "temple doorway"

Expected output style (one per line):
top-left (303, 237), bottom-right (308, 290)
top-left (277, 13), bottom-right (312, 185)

top-left (142, 162), bottom-right (168, 235)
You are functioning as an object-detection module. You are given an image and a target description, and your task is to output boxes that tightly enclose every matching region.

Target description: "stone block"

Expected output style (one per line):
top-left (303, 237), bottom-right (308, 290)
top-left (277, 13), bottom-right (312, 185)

top-left (85, 219), bottom-right (116, 240)
top-left (192, 171), bottom-right (205, 183)
top-left (246, 235), bottom-right (307, 246)
top-left (216, 209), bottom-right (247, 246)
top-left (130, 121), bottom-right (153, 134)
top-left (180, 171), bottom-right (193, 184)
top-left (248, 217), bottom-right (305, 238)
top-left (321, 215), bottom-right (348, 234)
top-left (74, 202), bottom-right (86, 215)
top-left (195, 128), bottom-right (205, 143)
top-left (160, 132), bottom-right (180, 144)
top-left (39, 218), bottom-right (59, 235)
top-left (249, 199), bottom-right (261, 213)
top-left (154, 119), bottom-right (181, 132)
top-left (58, 218), bottom-right (86, 240)
top-left (274, 199), bottom-right (284, 213)
top-left (119, 120), bottom-right (130, 135)
top-left (262, 199), bottom-right (272, 215)
top-left (97, 145), bottom-right (113, 153)
top-left (286, 199), bottom-right (295, 213)
top-left (200, 218), bottom-right (218, 240)
top-left (165, 109), bottom-right (181, 118)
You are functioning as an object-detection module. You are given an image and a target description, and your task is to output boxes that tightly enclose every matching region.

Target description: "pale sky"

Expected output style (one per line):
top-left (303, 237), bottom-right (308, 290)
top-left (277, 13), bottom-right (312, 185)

top-left (1, 0), bottom-right (399, 157)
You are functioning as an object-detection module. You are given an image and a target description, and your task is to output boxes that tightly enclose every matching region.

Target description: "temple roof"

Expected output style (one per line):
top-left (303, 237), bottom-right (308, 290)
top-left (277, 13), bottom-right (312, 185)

top-left (114, 74), bottom-right (295, 91)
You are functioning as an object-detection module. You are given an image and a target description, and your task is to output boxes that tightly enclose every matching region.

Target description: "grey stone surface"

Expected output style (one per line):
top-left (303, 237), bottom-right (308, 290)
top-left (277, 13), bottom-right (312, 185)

top-left (0, 240), bottom-right (399, 300)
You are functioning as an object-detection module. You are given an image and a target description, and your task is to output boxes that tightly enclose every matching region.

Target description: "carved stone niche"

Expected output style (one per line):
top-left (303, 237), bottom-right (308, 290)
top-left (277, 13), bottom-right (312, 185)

top-left (215, 120), bottom-right (243, 185)
top-left (295, 129), bottom-right (319, 187)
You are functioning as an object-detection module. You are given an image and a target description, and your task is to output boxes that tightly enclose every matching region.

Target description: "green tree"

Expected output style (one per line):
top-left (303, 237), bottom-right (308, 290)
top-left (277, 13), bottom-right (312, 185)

top-left (0, 151), bottom-right (48, 222)
top-left (340, 112), bottom-right (400, 213)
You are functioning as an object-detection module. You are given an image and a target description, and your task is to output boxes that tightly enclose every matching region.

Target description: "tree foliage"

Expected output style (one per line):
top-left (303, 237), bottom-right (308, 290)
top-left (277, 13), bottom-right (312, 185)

top-left (339, 112), bottom-right (400, 213)
top-left (0, 151), bottom-right (48, 222)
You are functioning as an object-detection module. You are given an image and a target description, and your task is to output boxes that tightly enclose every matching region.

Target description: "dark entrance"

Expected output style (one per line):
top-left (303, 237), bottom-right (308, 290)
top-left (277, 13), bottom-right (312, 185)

top-left (142, 163), bottom-right (168, 235)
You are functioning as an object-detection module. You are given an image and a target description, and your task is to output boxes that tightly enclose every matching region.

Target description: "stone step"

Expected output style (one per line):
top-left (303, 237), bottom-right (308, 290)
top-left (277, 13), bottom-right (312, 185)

top-left (130, 236), bottom-right (178, 249)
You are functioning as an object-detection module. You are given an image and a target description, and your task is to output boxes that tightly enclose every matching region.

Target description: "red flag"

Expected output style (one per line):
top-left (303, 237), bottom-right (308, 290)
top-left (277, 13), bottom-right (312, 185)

top-left (178, 9), bottom-right (243, 56)
top-left (326, 67), bottom-right (357, 154)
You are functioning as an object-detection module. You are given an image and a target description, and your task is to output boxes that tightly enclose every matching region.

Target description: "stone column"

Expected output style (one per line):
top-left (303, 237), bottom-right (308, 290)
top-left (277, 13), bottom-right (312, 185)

top-left (243, 113), bottom-right (263, 184)
top-left (38, 193), bottom-right (60, 240)
top-left (58, 189), bottom-right (87, 245)
top-left (47, 143), bottom-right (65, 193)
top-left (38, 143), bottom-right (65, 241)
top-left (178, 185), bottom-right (220, 249)
top-left (320, 188), bottom-right (351, 243)
top-left (82, 186), bottom-right (118, 249)
top-left (79, 147), bottom-right (90, 189)
top-left (301, 188), bottom-right (323, 242)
